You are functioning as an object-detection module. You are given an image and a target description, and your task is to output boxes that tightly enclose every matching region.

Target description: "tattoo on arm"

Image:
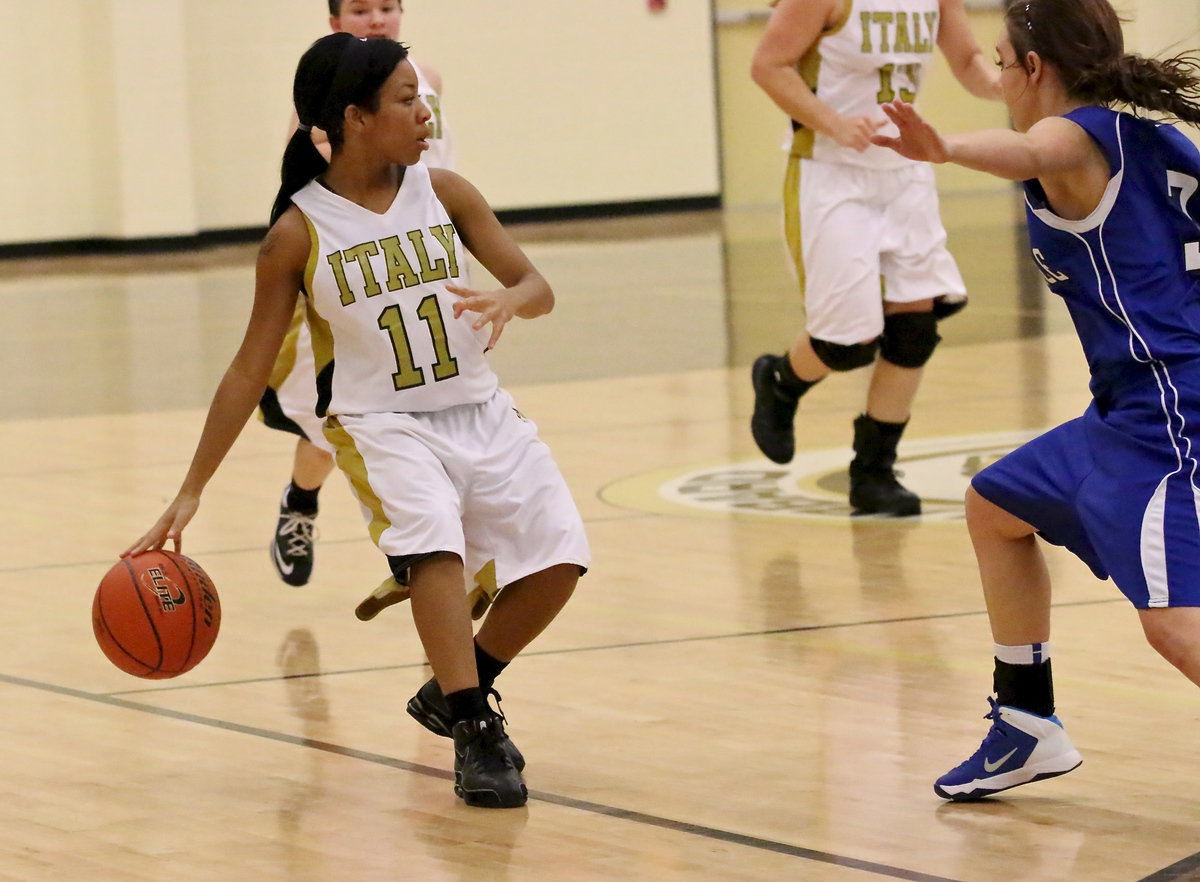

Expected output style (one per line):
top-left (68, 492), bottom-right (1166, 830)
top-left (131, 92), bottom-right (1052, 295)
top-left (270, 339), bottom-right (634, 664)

top-left (259, 224), bottom-right (282, 259)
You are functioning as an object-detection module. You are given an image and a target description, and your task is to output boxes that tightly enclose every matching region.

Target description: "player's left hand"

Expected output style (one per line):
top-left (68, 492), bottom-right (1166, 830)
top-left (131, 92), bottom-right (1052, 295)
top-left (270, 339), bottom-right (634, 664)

top-left (871, 100), bottom-right (949, 164)
top-left (449, 284), bottom-right (517, 351)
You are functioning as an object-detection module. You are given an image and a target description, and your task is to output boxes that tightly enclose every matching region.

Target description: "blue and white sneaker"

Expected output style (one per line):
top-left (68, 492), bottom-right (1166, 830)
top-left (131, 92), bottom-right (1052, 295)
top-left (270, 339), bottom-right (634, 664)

top-left (935, 697), bottom-right (1082, 801)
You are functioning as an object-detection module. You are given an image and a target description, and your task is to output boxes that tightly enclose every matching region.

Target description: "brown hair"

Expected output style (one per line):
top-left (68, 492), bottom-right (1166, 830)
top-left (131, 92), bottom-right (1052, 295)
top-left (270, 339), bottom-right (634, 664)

top-left (1005, 0), bottom-right (1200, 125)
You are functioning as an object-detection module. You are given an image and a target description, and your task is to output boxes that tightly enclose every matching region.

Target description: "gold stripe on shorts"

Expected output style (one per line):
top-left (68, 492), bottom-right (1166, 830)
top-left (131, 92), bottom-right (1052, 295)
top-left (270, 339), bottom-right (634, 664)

top-left (783, 150), bottom-right (806, 298)
top-left (323, 416), bottom-right (391, 547)
top-left (267, 304), bottom-right (304, 390)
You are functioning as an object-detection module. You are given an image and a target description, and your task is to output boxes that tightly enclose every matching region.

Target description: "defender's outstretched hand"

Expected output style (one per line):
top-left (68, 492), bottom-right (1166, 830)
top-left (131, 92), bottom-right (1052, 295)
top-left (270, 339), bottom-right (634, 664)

top-left (871, 100), bottom-right (950, 164)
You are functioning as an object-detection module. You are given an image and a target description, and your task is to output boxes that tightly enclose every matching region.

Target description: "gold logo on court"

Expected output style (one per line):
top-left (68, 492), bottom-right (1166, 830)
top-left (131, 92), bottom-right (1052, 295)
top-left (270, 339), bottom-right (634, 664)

top-left (600, 431), bottom-right (1039, 523)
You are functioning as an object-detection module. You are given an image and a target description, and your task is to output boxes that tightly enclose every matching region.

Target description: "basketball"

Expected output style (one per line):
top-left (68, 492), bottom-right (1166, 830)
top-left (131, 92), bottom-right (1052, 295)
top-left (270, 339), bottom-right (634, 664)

top-left (92, 550), bottom-right (221, 679)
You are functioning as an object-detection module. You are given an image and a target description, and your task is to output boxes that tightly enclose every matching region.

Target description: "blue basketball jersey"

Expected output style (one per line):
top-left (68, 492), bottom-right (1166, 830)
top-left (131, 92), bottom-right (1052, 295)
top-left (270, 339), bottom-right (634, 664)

top-left (1024, 106), bottom-right (1200, 402)
top-left (975, 108), bottom-right (1200, 608)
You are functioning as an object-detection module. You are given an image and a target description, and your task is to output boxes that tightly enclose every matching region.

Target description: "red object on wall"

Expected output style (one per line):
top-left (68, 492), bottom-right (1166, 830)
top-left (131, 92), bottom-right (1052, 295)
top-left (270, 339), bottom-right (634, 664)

top-left (649, 0), bottom-right (666, 10)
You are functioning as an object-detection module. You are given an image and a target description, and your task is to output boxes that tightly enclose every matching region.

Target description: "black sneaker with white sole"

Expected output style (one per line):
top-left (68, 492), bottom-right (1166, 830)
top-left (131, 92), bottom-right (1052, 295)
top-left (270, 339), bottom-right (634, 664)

top-left (453, 715), bottom-right (527, 808)
top-left (271, 489), bottom-right (317, 587)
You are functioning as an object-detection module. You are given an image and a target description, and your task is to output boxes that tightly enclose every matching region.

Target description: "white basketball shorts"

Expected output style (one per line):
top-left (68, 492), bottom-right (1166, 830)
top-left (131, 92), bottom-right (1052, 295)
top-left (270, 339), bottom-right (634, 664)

top-left (785, 158), bottom-right (966, 344)
top-left (323, 388), bottom-right (590, 589)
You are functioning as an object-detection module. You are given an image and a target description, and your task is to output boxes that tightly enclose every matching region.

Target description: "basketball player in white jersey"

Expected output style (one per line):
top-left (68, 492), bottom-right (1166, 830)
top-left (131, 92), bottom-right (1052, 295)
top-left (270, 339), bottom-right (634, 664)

top-left (749, 0), bottom-right (1000, 515)
top-left (262, 0), bottom-right (454, 588)
top-left (126, 34), bottom-right (588, 808)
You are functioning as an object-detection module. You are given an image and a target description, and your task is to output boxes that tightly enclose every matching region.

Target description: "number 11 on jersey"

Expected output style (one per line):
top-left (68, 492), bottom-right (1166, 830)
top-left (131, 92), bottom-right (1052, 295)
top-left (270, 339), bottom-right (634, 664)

top-left (377, 296), bottom-right (461, 390)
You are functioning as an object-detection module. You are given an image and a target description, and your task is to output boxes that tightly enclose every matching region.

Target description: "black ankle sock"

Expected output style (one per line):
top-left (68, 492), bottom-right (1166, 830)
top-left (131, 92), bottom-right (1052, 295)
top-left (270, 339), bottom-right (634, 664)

top-left (286, 481), bottom-right (320, 514)
top-left (474, 642), bottom-right (510, 692)
top-left (774, 354), bottom-right (819, 397)
top-left (445, 686), bottom-right (490, 724)
top-left (993, 658), bottom-right (1055, 717)
top-left (862, 413), bottom-right (908, 438)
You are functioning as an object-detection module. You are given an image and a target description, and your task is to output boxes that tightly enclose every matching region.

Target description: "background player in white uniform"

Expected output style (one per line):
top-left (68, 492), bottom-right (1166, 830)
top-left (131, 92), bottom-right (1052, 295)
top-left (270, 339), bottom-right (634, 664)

top-left (749, 0), bottom-right (1000, 515)
top-left (126, 34), bottom-right (588, 809)
top-left (873, 0), bottom-right (1200, 801)
top-left (261, 0), bottom-right (454, 587)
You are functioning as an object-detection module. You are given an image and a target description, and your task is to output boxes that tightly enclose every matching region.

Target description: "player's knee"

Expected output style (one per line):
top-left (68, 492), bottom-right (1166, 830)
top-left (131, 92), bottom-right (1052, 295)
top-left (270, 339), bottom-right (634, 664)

top-left (1139, 610), bottom-right (1191, 670)
top-left (879, 311), bottom-right (941, 368)
top-left (810, 337), bottom-right (878, 372)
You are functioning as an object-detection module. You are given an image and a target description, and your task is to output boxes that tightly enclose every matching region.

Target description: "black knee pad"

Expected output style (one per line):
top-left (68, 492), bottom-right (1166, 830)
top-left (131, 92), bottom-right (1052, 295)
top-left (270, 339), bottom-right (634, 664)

top-left (810, 337), bottom-right (878, 372)
top-left (879, 312), bottom-right (941, 368)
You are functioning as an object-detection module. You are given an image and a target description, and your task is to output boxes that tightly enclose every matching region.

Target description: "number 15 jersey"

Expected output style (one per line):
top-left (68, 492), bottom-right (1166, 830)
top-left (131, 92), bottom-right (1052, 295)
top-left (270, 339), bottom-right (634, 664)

top-left (793, 0), bottom-right (941, 169)
top-left (290, 163), bottom-right (498, 416)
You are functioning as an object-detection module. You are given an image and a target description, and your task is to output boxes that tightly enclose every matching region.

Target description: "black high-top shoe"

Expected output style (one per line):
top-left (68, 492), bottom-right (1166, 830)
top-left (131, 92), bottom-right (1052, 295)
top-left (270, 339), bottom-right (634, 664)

top-left (452, 715), bottom-right (527, 808)
top-left (848, 414), bottom-right (921, 516)
top-left (750, 354), bottom-right (801, 464)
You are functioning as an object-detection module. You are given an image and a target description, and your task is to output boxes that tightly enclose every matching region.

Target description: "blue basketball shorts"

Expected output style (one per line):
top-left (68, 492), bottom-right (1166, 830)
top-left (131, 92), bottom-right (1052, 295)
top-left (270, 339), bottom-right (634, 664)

top-left (972, 403), bottom-right (1200, 609)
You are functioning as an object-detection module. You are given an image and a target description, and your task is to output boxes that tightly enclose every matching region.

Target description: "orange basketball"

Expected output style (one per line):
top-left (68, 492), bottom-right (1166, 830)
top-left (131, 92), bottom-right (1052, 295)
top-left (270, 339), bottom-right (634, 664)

top-left (92, 550), bottom-right (221, 679)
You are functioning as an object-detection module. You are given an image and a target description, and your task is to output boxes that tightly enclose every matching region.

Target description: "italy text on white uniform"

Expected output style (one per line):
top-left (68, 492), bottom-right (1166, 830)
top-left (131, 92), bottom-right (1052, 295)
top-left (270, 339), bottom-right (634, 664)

top-left (290, 163), bottom-right (590, 588)
top-left (785, 0), bottom-right (966, 342)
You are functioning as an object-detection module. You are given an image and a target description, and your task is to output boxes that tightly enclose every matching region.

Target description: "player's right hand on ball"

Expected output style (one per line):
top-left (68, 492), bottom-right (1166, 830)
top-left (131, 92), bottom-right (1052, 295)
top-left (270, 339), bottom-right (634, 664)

top-left (123, 494), bottom-right (199, 558)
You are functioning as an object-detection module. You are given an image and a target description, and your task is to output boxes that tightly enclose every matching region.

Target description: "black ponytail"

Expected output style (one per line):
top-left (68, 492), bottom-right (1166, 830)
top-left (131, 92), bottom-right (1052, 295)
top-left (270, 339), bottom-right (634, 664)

top-left (270, 128), bottom-right (328, 226)
top-left (268, 33), bottom-right (409, 227)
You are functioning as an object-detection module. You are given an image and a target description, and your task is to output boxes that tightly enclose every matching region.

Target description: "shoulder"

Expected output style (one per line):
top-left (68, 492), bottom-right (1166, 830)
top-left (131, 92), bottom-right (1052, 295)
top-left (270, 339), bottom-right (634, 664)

top-left (1031, 113), bottom-right (1108, 146)
top-left (1057, 107), bottom-right (1126, 162)
top-left (428, 169), bottom-right (492, 225)
top-left (429, 168), bottom-right (477, 204)
top-left (1026, 112), bottom-right (1114, 179)
top-left (259, 206), bottom-right (312, 270)
top-left (768, 0), bottom-right (844, 29)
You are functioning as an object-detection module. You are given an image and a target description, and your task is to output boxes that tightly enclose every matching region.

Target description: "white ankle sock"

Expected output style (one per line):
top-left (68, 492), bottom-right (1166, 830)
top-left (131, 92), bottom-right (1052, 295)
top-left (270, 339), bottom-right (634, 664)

top-left (994, 642), bottom-right (1051, 666)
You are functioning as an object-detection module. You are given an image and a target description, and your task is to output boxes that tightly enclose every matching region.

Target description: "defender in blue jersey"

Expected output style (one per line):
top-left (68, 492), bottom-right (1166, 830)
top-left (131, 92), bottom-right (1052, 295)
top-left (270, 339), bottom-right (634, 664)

top-left (873, 0), bottom-right (1200, 800)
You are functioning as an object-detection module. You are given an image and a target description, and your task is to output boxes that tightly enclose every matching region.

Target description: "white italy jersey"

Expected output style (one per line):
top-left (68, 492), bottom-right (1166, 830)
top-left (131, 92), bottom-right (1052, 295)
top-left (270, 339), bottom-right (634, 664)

top-left (794, 0), bottom-right (940, 169)
top-left (290, 164), bottom-right (498, 415)
top-left (412, 60), bottom-right (454, 171)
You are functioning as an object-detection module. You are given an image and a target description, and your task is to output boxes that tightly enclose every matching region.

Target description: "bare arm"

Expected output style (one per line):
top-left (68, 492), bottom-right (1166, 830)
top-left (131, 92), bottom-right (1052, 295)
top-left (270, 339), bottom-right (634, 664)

top-left (937, 0), bottom-right (1002, 100)
top-left (872, 101), bottom-right (1111, 217)
top-left (751, 0), bottom-right (882, 151)
top-left (430, 169), bottom-right (552, 350)
top-left (124, 210), bottom-right (309, 555)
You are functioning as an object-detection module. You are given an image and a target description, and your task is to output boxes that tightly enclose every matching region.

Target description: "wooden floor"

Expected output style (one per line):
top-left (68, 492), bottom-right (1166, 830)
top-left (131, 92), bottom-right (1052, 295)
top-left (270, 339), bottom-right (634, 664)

top-left (2, 195), bottom-right (1198, 882)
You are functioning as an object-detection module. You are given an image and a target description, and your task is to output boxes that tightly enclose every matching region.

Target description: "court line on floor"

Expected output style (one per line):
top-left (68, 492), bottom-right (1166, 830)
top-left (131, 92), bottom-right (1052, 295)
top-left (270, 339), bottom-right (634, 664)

top-left (0, 669), bottom-right (961, 882)
top-left (107, 596), bottom-right (1125, 696)
top-left (1139, 851), bottom-right (1200, 882)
